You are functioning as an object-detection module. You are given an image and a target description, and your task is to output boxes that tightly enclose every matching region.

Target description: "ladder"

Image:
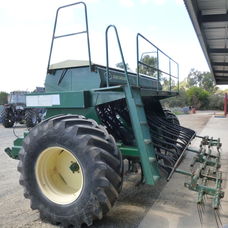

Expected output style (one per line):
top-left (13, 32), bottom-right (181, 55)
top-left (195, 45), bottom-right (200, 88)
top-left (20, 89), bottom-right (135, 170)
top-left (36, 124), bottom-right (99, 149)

top-left (105, 25), bottom-right (160, 185)
top-left (124, 86), bottom-right (160, 185)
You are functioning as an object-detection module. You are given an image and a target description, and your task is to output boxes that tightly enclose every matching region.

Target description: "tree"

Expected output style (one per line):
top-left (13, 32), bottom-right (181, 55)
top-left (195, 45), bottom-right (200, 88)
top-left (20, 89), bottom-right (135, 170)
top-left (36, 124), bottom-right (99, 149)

top-left (208, 93), bottom-right (223, 110)
top-left (201, 72), bottom-right (218, 93)
top-left (186, 87), bottom-right (209, 109)
top-left (186, 68), bottom-right (202, 88)
top-left (116, 62), bottom-right (130, 70)
top-left (161, 87), bottom-right (188, 108)
top-left (186, 69), bottom-right (217, 93)
top-left (138, 55), bottom-right (157, 77)
top-left (0, 92), bottom-right (8, 105)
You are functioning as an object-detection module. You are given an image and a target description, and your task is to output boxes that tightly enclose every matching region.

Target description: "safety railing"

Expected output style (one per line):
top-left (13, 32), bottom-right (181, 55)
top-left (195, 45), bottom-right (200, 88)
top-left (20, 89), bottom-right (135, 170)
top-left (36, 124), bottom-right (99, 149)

top-left (47, 2), bottom-right (92, 72)
top-left (136, 33), bottom-right (179, 93)
top-left (105, 25), bottom-right (132, 94)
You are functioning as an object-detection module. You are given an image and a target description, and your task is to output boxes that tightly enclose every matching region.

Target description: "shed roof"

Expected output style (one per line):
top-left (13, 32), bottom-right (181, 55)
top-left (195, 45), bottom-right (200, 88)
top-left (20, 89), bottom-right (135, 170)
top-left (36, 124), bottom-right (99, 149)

top-left (184, 0), bottom-right (228, 85)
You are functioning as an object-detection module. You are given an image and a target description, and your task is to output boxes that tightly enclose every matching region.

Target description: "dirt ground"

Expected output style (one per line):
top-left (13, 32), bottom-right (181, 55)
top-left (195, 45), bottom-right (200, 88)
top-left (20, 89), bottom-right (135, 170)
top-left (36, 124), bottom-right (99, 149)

top-left (0, 112), bottom-right (212, 228)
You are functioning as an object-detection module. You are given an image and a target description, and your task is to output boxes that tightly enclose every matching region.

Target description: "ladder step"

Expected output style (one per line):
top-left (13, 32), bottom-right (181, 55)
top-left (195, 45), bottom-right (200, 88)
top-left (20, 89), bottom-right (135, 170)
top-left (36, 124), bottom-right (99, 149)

top-left (124, 86), bottom-right (160, 185)
top-left (144, 139), bottom-right (152, 144)
top-left (153, 175), bottom-right (160, 182)
top-left (135, 102), bottom-right (143, 107)
top-left (149, 157), bottom-right (156, 163)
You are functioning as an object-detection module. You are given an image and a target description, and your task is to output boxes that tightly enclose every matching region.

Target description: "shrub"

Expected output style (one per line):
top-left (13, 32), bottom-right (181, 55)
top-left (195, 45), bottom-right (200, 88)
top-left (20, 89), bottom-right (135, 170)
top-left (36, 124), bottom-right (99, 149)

top-left (186, 87), bottom-right (209, 109)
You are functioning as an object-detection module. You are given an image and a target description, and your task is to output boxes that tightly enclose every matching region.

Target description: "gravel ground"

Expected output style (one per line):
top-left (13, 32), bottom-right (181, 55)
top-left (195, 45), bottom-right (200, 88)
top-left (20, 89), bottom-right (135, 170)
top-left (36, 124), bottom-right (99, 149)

top-left (0, 112), bottom-right (212, 228)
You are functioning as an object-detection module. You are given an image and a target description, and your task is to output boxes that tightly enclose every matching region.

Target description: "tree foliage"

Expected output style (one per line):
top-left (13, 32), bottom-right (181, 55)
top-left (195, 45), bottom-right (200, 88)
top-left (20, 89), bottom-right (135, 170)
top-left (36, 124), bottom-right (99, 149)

top-left (162, 69), bottom-right (224, 110)
top-left (116, 62), bottom-right (130, 70)
top-left (0, 92), bottom-right (8, 105)
top-left (138, 55), bottom-right (157, 77)
top-left (161, 88), bottom-right (188, 107)
top-left (187, 69), bottom-right (202, 88)
top-left (201, 72), bottom-right (218, 93)
top-left (208, 93), bottom-right (224, 110)
top-left (187, 69), bottom-right (218, 93)
top-left (186, 87), bottom-right (209, 109)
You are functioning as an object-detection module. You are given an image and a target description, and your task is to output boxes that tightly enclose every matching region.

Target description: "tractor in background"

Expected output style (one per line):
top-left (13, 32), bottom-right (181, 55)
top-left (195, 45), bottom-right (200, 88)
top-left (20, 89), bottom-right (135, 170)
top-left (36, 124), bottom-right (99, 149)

top-left (1, 88), bottom-right (45, 128)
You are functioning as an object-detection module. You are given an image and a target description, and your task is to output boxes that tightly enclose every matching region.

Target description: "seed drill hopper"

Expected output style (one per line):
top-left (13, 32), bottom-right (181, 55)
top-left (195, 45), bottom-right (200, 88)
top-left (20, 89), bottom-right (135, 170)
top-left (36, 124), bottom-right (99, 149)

top-left (5, 2), bottom-right (224, 227)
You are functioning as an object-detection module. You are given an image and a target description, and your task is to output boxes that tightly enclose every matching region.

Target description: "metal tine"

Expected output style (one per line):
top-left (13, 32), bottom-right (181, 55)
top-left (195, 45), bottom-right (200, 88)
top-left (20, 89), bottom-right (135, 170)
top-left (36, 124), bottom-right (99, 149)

top-left (154, 127), bottom-right (190, 146)
top-left (150, 128), bottom-right (186, 149)
top-left (153, 133), bottom-right (186, 151)
top-left (155, 115), bottom-right (195, 136)
top-left (151, 117), bottom-right (194, 141)
top-left (151, 130), bottom-right (192, 164)
top-left (158, 164), bottom-right (172, 174)
top-left (146, 112), bottom-right (197, 177)
top-left (158, 163), bottom-right (174, 171)
top-left (150, 123), bottom-right (189, 143)
top-left (219, 203), bottom-right (224, 213)
top-left (201, 197), bottom-right (206, 214)
top-left (149, 119), bottom-right (191, 144)
top-left (153, 142), bottom-right (180, 159)
top-left (162, 116), bottom-right (196, 135)
top-left (214, 209), bottom-right (223, 227)
top-left (148, 109), bottom-right (192, 147)
top-left (161, 125), bottom-right (193, 141)
top-left (156, 152), bottom-right (188, 175)
top-left (155, 152), bottom-right (176, 166)
top-left (163, 121), bottom-right (195, 138)
top-left (151, 129), bottom-right (185, 146)
top-left (151, 133), bottom-right (182, 153)
top-left (214, 209), bottom-right (223, 228)
top-left (197, 203), bottom-right (203, 226)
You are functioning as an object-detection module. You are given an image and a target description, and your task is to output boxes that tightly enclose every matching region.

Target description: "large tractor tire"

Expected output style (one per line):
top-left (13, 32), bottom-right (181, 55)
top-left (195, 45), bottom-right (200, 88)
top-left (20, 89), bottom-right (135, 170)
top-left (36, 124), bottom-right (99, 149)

top-left (164, 109), bottom-right (180, 126)
top-left (1, 107), bottom-right (14, 128)
top-left (18, 115), bottom-right (123, 227)
top-left (25, 109), bottom-right (38, 128)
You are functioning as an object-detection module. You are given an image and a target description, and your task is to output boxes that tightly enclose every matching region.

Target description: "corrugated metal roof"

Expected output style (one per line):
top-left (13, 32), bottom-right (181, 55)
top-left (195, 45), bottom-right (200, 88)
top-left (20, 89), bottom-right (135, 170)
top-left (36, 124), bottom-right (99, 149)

top-left (184, 0), bottom-right (228, 85)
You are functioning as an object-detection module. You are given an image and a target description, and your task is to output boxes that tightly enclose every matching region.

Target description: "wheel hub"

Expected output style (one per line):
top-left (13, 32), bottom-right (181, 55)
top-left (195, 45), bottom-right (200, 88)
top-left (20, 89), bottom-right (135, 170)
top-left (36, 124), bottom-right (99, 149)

top-left (35, 146), bottom-right (83, 205)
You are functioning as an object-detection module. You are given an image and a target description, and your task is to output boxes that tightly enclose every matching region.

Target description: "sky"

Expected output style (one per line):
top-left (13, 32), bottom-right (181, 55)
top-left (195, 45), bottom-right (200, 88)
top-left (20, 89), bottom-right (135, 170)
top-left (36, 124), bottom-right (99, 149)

top-left (0, 0), bottom-right (212, 92)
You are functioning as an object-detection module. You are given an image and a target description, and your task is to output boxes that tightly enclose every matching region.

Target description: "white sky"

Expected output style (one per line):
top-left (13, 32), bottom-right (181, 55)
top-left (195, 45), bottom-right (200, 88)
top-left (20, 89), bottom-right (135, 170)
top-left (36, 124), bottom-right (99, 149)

top-left (0, 0), bottom-right (216, 92)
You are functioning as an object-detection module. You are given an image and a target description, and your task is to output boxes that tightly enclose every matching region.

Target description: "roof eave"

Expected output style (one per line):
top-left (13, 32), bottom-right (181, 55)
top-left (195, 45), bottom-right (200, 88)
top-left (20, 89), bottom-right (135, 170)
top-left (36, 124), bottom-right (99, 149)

top-left (184, 0), bottom-right (216, 83)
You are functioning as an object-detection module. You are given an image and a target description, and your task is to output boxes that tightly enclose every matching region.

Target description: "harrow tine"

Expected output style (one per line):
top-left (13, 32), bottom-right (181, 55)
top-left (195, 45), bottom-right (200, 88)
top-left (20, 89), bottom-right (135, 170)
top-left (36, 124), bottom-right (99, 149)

top-left (219, 203), bottom-right (224, 213)
top-left (197, 203), bottom-right (203, 226)
top-left (143, 112), bottom-right (196, 178)
top-left (214, 209), bottom-right (223, 228)
top-left (216, 209), bottom-right (223, 227)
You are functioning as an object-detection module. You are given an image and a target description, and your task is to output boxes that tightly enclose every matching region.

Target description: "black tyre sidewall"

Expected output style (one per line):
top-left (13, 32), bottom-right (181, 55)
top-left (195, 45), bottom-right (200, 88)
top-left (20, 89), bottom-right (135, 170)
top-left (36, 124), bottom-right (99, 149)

top-left (25, 109), bottom-right (37, 128)
top-left (1, 107), bottom-right (14, 128)
top-left (20, 115), bottom-right (123, 226)
top-left (23, 130), bottom-right (100, 218)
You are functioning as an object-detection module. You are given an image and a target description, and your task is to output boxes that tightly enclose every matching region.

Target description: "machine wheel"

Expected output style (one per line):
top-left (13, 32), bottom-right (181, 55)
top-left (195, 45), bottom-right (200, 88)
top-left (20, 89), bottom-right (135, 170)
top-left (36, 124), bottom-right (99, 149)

top-left (18, 115), bottom-right (123, 227)
top-left (25, 109), bottom-right (38, 128)
top-left (1, 107), bottom-right (14, 128)
top-left (164, 110), bottom-right (180, 125)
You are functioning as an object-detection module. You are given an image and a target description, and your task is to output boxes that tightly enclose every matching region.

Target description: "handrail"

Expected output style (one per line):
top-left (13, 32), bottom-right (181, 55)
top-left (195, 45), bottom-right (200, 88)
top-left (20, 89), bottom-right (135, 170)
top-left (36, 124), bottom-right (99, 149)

top-left (136, 33), bottom-right (179, 93)
top-left (139, 61), bottom-right (178, 79)
top-left (47, 2), bottom-right (92, 72)
top-left (105, 25), bottom-right (132, 94)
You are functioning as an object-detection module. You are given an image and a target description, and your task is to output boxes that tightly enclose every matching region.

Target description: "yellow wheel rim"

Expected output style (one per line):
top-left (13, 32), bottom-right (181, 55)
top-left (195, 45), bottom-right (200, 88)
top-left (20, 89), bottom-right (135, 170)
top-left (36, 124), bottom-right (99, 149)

top-left (35, 146), bottom-right (84, 205)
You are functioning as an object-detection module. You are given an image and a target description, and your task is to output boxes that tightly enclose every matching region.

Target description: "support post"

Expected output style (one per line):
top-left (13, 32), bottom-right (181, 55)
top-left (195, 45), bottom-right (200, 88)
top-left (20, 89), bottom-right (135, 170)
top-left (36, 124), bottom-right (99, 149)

top-left (224, 93), bottom-right (227, 117)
